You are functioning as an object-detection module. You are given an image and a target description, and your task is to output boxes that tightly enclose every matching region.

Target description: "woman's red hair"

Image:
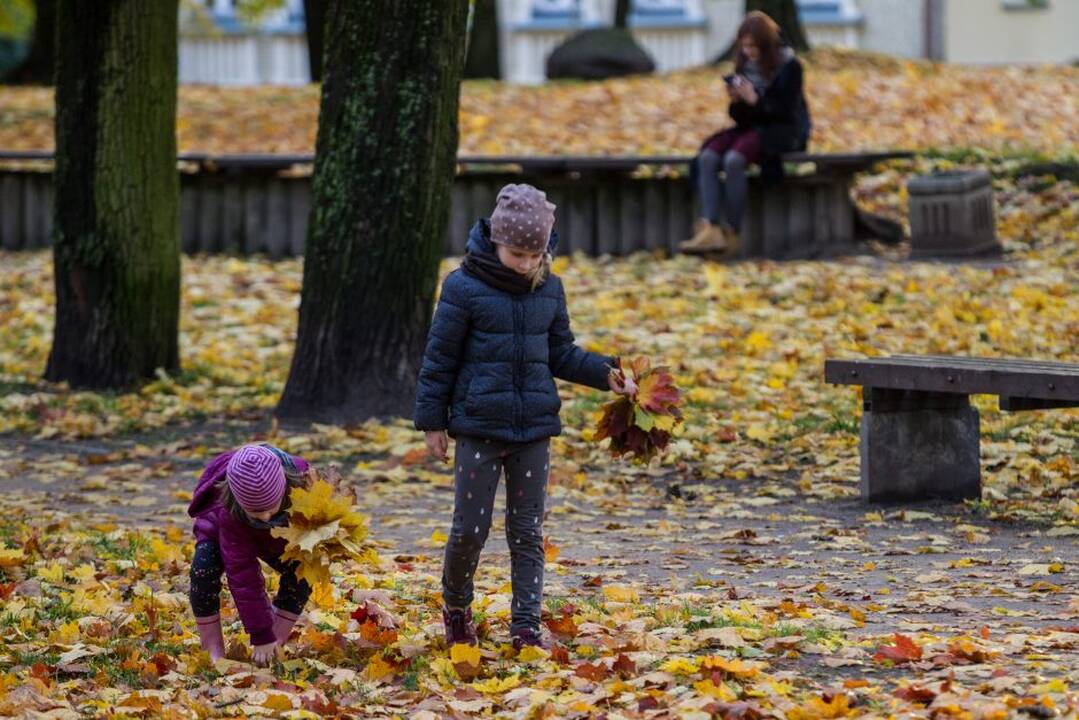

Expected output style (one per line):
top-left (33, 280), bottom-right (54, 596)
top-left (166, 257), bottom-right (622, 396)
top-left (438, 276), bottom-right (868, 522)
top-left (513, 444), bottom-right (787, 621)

top-left (735, 11), bottom-right (784, 76)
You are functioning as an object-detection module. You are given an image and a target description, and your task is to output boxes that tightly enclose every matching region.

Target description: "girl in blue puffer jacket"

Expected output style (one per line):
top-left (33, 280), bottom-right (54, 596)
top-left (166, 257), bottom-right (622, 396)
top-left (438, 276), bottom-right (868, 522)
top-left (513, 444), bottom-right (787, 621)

top-left (415, 183), bottom-right (636, 651)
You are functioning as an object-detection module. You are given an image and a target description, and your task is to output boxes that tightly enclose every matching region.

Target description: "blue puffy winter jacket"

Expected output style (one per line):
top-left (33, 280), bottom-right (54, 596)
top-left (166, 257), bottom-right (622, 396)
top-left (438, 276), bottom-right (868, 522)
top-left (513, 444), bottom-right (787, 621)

top-left (414, 220), bottom-right (616, 443)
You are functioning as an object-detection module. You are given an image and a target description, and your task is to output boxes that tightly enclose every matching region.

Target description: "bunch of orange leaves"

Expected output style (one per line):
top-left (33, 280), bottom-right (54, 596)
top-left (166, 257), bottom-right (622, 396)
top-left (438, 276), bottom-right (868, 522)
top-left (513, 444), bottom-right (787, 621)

top-left (594, 356), bottom-right (684, 465)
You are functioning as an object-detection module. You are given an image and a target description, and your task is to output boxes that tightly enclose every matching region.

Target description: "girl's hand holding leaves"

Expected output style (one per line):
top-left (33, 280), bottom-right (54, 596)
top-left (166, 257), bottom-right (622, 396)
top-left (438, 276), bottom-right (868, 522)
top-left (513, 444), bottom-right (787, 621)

top-left (594, 357), bottom-right (684, 465)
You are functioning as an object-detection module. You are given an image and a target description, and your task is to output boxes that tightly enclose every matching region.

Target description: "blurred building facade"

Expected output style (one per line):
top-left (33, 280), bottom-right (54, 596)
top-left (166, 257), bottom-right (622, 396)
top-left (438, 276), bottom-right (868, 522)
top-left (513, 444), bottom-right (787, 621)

top-left (177, 0), bottom-right (1079, 86)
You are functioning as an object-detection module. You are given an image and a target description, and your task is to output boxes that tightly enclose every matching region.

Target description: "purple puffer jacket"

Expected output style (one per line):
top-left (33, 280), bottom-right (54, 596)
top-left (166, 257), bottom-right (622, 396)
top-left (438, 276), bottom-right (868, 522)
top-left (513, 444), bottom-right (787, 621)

top-left (188, 448), bottom-right (309, 646)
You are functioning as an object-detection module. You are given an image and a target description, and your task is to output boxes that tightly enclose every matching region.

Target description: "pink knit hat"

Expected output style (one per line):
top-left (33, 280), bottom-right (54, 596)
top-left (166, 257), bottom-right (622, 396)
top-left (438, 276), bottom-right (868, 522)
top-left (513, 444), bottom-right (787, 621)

top-left (226, 444), bottom-right (286, 514)
top-left (490, 183), bottom-right (556, 252)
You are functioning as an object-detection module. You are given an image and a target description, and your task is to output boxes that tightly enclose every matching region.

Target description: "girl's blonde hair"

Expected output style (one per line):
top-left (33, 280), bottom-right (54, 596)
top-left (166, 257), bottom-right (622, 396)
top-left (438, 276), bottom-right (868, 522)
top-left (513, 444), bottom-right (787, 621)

top-left (528, 252), bottom-right (553, 291)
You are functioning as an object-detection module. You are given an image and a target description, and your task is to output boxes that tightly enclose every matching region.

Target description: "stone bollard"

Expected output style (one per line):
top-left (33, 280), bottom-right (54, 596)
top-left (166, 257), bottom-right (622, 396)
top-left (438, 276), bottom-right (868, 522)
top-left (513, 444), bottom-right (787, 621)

top-left (907, 169), bottom-right (1000, 259)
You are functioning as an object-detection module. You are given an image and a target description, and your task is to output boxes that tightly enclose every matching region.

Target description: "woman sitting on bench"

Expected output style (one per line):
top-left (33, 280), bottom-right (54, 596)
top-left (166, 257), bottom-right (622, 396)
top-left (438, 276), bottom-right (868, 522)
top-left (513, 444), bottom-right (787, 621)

top-left (681, 11), bottom-right (811, 256)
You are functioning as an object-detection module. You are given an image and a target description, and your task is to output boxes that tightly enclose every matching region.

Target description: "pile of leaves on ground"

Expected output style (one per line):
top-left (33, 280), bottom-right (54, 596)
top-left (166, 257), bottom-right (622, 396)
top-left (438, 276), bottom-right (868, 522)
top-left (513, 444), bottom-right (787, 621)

top-left (0, 504), bottom-right (1075, 718)
top-left (1, 157), bottom-right (1075, 525)
top-left (0, 49), bottom-right (1076, 160)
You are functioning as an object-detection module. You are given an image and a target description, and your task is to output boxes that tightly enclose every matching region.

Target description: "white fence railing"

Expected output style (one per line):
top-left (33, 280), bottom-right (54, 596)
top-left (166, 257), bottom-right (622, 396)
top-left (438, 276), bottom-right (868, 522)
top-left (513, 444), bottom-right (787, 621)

top-left (179, 34), bottom-right (310, 86)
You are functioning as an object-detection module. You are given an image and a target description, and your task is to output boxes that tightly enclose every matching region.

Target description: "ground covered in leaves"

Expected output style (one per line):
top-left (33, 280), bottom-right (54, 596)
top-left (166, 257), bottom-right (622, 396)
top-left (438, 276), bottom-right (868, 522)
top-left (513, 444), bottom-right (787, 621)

top-left (1, 49), bottom-right (1077, 159)
top-left (0, 155), bottom-right (1076, 716)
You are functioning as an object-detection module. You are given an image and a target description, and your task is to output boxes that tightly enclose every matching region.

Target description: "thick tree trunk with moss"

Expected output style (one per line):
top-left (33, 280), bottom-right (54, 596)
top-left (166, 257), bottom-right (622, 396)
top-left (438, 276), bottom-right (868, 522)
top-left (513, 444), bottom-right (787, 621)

top-left (45, 1), bottom-right (180, 389)
top-left (302, 0), bottom-right (324, 82)
top-left (8, 0), bottom-right (54, 85)
top-left (276, 0), bottom-right (469, 424)
top-left (464, 0), bottom-right (500, 79)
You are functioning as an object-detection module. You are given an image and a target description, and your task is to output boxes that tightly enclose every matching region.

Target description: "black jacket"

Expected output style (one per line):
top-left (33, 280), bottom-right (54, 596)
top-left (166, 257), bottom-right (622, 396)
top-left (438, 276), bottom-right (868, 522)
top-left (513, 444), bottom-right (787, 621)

top-left (702, 56), bottom-right (811, 185)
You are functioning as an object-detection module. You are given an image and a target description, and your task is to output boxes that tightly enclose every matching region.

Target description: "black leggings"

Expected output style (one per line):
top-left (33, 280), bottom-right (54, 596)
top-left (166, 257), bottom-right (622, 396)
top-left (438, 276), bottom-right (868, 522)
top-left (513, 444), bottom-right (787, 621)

top-left (189, 540), bottom-right (311, 618)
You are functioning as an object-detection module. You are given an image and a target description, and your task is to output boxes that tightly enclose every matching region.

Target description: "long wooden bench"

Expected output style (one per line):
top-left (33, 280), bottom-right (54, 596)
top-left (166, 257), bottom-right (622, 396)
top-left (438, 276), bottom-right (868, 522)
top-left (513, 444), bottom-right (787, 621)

top-left (1, 149), bottom-right (911, 259)
top-left (453, 151), bottom-right (913, 259)
top-left (825, 355), bottom-right (1079, 502)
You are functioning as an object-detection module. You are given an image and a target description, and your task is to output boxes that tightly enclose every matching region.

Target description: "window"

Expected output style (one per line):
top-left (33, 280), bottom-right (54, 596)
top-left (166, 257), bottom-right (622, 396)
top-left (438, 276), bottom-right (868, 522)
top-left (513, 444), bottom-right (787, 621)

top-left (633, 0), bottom-right (690, 17)
top-left (531, 0), bottom-right (581, 19)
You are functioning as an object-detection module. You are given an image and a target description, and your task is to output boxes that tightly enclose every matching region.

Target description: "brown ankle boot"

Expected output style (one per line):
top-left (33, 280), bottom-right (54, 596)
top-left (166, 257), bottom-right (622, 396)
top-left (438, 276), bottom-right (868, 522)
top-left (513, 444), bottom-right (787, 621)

top-left (720, 228), bottom-right (741, 258)
top-left (679, 222), bottom-right (729, 254)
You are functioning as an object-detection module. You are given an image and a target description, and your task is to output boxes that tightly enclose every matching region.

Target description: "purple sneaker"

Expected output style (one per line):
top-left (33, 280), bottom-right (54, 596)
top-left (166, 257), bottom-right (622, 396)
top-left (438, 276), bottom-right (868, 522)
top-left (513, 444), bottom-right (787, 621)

top-left (442, 606), bottom-right (477, 646)
top-left (511, 627), bottom-right (549, 651)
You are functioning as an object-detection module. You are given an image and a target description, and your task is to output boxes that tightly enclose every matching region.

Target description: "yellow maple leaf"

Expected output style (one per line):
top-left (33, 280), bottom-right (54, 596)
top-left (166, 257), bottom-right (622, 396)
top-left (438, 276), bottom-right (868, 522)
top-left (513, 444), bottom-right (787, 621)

top-left (700, 656), bottom-right (761, 678)
top-left (275, 519), bottom-right (342, 553)
top-left (660, 657), bottom-right (701, 675)
top-left (787, 693), bottom-right (855, 720)
top-left (149, 538), bottom-right (181, 565)
top-left (517, 645), bottom-right (550, 663)
top-left (38, 563), bottom-right (66, 584)
top-left (694, 678), bottom-right (736, 701)
top-left (262, 693), bottom-right (293, 711)
top-left (288, 479), bottom-right (354, 524)
top-left (472, 675), bottom-right (521, 694)
top-left (49, 620), bottom-right (80, 645)
top-left (603, 585), bottom-right (640, 603)
top-left (0, 548), bottom-right (26, 567)
top-left (745, 424), bottom-right (775, 443)
top-left (450, 643), bottom-right (481, 667)
top-left (363, 655), bottom-right (396, 682)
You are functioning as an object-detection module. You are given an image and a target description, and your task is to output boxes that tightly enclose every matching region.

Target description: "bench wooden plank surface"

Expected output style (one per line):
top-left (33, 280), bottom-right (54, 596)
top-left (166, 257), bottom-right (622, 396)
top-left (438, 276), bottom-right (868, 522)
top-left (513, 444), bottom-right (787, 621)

top-left (825, 355), bottom-right (1079, 403)
top-left (0, 150), bottom-right (915, 174)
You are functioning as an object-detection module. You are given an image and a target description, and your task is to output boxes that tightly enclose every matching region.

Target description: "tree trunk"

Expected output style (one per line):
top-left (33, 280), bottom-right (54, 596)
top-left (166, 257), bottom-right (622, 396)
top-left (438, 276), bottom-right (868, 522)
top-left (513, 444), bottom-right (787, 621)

top-left (276, 0), bottom-right (469, 425)
top-left (463, 0), bottom-right (500, 79)
top-left (8, 0), bottom-right (54, 85)
top-left (45, 1), bottom-right (180, 389)
top-left (302, 0), bottom-right (324, 82)
top-left (614, 0), bottom-right (630, 30)
top-left (715, 0), bottom-right (810, 62)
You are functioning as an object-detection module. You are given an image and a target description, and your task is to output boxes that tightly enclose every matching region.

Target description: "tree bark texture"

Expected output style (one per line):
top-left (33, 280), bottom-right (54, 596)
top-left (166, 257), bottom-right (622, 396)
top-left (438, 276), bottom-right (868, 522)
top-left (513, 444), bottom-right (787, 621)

top-left (46, 0), bottom-right (180, 389)
top-left (276, 0), bottom-right (470, 425)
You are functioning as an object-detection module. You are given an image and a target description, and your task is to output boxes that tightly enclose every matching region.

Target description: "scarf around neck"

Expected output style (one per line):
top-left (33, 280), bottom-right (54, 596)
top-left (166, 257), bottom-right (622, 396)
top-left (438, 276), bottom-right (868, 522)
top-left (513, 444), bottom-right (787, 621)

top-left (461, 249), bottom-right (539, 295)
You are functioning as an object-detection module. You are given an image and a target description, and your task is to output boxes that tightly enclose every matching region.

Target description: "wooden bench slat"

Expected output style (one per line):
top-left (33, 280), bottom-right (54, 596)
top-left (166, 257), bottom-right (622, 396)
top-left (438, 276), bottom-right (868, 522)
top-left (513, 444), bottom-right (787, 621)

top-left (833, 355), bottom-right (1079, 375)
top-left (1000, 396), bottom-right (1079, 411)
top-left (1, 150), bottom-right (915, 174)
top-left (825, 357), bottom-right (1079, 401)
top-left (883, 355), bottom-right (1079, 375)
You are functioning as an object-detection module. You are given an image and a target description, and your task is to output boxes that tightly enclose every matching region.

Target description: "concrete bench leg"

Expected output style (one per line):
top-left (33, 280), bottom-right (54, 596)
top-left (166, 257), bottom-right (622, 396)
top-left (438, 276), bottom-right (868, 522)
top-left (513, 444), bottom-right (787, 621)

top-left (860, 388), bottom-right (981, 502)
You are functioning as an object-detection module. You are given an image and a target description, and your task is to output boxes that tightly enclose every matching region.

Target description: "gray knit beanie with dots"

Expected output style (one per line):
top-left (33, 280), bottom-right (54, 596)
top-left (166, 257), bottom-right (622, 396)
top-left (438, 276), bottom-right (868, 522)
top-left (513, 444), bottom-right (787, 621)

top-left (489, 183), bottom-right (556, 252)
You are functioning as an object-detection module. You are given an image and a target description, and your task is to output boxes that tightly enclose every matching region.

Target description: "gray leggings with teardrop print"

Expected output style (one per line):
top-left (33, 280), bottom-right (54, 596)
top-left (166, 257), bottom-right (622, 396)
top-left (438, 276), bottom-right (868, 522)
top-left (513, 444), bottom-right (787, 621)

top-left (442, 435), bottom-right (550, 634)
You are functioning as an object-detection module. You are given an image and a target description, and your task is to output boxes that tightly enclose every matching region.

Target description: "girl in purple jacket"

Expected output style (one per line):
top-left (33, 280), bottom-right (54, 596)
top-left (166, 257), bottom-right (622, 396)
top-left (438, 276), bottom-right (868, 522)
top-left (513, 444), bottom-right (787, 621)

top-left (187, 443), bottom-right (312, 666)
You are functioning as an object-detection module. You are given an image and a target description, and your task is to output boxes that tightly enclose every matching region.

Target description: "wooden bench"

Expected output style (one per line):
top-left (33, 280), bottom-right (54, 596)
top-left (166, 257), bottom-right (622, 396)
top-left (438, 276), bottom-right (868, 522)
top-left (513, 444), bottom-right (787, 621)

top-left (825, 355), bottom-right (1079, 502)
top-left (1, 149), bottom-right (911, 259)
top-left (454, 151), bottom-right (913, 259)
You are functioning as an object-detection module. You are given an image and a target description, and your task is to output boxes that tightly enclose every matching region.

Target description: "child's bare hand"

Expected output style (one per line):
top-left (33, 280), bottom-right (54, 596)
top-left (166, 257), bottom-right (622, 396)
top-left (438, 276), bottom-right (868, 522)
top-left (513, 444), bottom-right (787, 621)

top-left (425, 431), bottom-right (449, 462)
top-left (608, 372), bottom-right (638, 397)
top-left (251, 642), bottom-right (278, 667)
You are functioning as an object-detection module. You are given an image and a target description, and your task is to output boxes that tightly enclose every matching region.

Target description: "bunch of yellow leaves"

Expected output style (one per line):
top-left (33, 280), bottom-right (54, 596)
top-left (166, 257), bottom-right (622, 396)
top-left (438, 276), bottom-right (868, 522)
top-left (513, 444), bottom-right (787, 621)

top-left (271, 470), bottom-right (377, 588)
